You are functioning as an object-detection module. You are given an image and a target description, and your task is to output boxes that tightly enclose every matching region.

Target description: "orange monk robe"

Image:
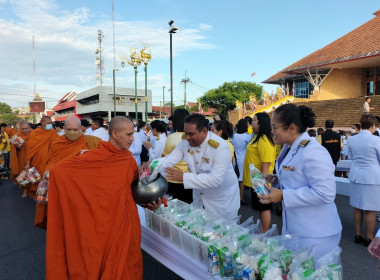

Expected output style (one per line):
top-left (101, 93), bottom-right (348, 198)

top-left (9, 132), bottom-right (31, 181)
top-left (35, 134), bottom-right (101, 229)
top-left (46, 142), bottom-right (142, 280)
top-left (5, 127), bottom-right (17, 138)
top-left (25, 127), bottom-right (58, 197)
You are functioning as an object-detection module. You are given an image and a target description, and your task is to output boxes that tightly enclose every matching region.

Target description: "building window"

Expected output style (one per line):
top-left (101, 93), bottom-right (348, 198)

top-left (129, 98), bottom-right (142, 106)
top-left (293, 78), bottom-right (312, 98)
top-left (366, 69), bottom-right (374, 78)
top-left (113, 97), bottom-right (125, 105)
top-left (366, 81), bottom-right (374, 95)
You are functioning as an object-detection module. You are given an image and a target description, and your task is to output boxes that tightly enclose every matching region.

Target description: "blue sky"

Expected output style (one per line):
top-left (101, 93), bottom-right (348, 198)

top-left (0, 0), bottom-right (378, 108)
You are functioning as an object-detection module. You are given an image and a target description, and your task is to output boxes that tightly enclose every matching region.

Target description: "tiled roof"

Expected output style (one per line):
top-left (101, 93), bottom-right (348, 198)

top-left (264, 10), bottom-right (380, 83)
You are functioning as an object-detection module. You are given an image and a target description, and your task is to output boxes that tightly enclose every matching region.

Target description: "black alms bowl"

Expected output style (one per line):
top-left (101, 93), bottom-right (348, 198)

top-left (131, 174), bottom-right (168, 205)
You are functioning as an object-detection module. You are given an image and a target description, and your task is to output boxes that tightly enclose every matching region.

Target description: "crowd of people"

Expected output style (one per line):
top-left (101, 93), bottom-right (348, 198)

top-left (1, 103), bottom-right (380, 278)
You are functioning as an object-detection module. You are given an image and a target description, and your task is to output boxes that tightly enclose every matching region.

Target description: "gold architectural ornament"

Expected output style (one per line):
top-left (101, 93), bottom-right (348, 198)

top-left (249, 95), bottom-right (256, 104)
top-left (140, 43), bottom-right (152, 65)
top-left (118, 49), bottom-right (142, 69)
top-left (235, 100), bottom-right (243, 110)
top-left (33, 93), bottom-right (42, 101)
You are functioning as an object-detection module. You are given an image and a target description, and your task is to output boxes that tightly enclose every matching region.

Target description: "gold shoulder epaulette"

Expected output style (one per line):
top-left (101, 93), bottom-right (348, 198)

top-left (299, 140), bottom-right (310, 147)
top-left (181, 133), bottom-right (186, 140)
top-left (208, 139), bottom-right (219, 149)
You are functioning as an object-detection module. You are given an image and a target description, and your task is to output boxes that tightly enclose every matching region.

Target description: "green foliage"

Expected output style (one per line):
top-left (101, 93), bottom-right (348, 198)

top-left (0, 102), bottom-right (12, 114)
top-left (173, 104), bottom-right (199, 113)
top-left (0, 114), bottom-right (20, 125)
top-left (199, 81), bottom-right (263, 117)
top-left (188, 104), bottom-right (199, 113)
top-left (164, 102), bottom-right (174, 107)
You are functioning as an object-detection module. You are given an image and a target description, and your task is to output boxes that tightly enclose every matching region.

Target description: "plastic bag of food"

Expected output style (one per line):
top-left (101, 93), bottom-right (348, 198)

top-left (306, 247), bottom-right (343, 280)
top-left (140, 158), bottom-right (164, 185)
top-left (35, 179), bottom-right (48, 204)
top-left (238, 224), bottom-right (278, 275)
top-left (10, 135), bottom-right (25, 148)
top-left (27, 167), bottom-right (41, 184)
top-left (288, 246), bottom-right (316, 280)
top-left (16, 169), bottom-right (29, 185)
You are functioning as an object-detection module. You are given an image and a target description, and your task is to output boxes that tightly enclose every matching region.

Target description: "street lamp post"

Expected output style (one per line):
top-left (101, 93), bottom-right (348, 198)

top-left (169, 20), bottom-right (178, 115)
top-left (112, 68), bottom-right (119, 117)
top-left (120, 49), bottom-right (141, 121)
top-left (141, 45), bottom-right (151, 122)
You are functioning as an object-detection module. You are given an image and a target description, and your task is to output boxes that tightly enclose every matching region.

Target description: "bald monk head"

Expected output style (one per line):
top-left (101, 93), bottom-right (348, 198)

top-left (108, 116), bottom-right (134, 151)
top-left (15, 120), bottom-right (22, 131)
top-left (40, 116), bottom-right (53, 131)
top-left (20, 121), bottom-right (31, 135)
top-left (64, 116), bottom-right (82, 141)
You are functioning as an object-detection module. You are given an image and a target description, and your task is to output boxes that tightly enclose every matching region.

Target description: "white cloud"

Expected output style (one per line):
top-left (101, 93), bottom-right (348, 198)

top-left (199, 23), bottom-right (213, 31)
top-left (0, 0), bottom-right (215, 107)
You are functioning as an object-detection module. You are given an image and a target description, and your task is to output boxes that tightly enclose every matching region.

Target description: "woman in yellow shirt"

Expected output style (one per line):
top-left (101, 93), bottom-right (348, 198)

top-left (243, 113), bottom-right (276, 232)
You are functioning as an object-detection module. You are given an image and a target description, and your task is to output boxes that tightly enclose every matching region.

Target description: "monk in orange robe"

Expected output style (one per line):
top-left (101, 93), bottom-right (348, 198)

top-left (25, 116), bottom-right (58, 198)
top-left (46, 116), bottom-right (160, 280)
top-left (35, 116), bottom-right (101, 229)
top-left (5, 120), bottom-right (22, 138)
top-left (9, 122), bottom-right (31, 196)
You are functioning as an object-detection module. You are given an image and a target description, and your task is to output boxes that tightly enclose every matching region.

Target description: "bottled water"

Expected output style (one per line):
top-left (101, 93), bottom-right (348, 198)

top-left (249, 164), bottom-right (270, 199)
top-left (223, 252), bottom-right (233, 278)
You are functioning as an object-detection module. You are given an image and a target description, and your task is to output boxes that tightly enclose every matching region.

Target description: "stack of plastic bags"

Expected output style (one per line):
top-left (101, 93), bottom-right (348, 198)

top-left (149, 198), bottom-right (343, 280)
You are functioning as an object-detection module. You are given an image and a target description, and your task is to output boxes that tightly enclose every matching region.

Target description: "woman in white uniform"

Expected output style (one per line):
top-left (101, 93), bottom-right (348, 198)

top-left (143, 120), bottom-right (167, 160)
top-left (231, 119), bottom-right (252, 205)
top-left (347, 114), bottom-right (380, 246)
top-left (260, 104), bottom-right (342, 261)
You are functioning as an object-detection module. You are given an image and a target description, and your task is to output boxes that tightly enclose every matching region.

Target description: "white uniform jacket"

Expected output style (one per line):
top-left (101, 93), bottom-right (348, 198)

top-left (273, 132), bottom-right (342, 238)
top-left (129, 132), bottom-right (142, 167)
top-left (347, 130), bottom-right (380, 184)
top-left (149, 133), bottom-right (167, 160)
top-left (159, 132), bottom-right (240, 219)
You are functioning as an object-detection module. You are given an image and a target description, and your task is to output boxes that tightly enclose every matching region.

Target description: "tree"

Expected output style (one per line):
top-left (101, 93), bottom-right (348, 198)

top-left (199, 81), bottom-right (263, 117)
top-left (163, 102), bottom-right (174, 107)
top-left (0, 102), bottom-right (12, 114)
top-left (173, 104), bottom-right (199, 113)
top-left (0, 114), bottom-right (20, 125)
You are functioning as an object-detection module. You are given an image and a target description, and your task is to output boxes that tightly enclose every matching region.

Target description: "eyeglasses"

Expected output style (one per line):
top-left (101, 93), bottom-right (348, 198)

top-left (271, 124), bottom-right (288, 131)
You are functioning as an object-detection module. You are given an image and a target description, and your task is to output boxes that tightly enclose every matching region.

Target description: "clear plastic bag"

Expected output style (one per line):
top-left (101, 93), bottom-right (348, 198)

top-left (288, 246), bottom-right (316, 280)
top-left (26, 167), bottom-right (41, 184)
top-left (16, 169), bottom-right (29, 185)
top-left (140, 158), bottom-right (164, 185)
top-left (307, 247), bottom-right (343, 280)
top-left (35, 179), bottom-right (48, 204)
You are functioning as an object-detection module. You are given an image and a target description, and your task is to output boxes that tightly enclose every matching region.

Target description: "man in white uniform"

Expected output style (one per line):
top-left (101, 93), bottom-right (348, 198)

top-left (91, 117), bottom-right (109, 141)
top-left (158, 114), bottom-right (240, 219)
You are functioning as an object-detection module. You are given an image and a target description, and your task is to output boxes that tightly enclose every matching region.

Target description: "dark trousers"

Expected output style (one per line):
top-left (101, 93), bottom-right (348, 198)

top-left (167, 182), bottom-right (193, 204)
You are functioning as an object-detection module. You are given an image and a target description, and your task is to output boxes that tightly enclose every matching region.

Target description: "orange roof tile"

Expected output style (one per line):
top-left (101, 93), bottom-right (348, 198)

top-left (264, 10), bottom-right (380, 83)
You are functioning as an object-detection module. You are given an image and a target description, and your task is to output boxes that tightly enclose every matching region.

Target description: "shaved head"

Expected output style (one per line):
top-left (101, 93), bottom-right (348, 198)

top-left (21, 121), bottom-right (31, 135)
top-left (64, 116), bottom-right (81, 129)
top-left (109, 116), bottom-right (133, 136)
top-left (108, 116), bottom-right (134, 150)
top-left (41, 116), bottom-right (52, 123)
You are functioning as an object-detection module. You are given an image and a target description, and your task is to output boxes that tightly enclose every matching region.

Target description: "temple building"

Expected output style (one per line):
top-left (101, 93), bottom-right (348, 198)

top-left (263, 10), bottom-right (380, 101)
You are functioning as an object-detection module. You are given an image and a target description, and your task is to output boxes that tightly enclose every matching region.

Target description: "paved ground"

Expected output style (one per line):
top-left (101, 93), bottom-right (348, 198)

top-left (0, 178), bottom-right (379, 279)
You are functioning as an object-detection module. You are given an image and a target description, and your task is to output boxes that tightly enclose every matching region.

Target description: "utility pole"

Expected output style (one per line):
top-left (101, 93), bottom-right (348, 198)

top-left (163, 86), bottom-right (165, 117)
top-left (160, 101), bottom-right (162, 119)
top-left (181, 71), bottom-right (190, 109)
top-left (32, 35), bottom-right (36, 97)
top-left (95, 30), bottom-right (105, 85)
